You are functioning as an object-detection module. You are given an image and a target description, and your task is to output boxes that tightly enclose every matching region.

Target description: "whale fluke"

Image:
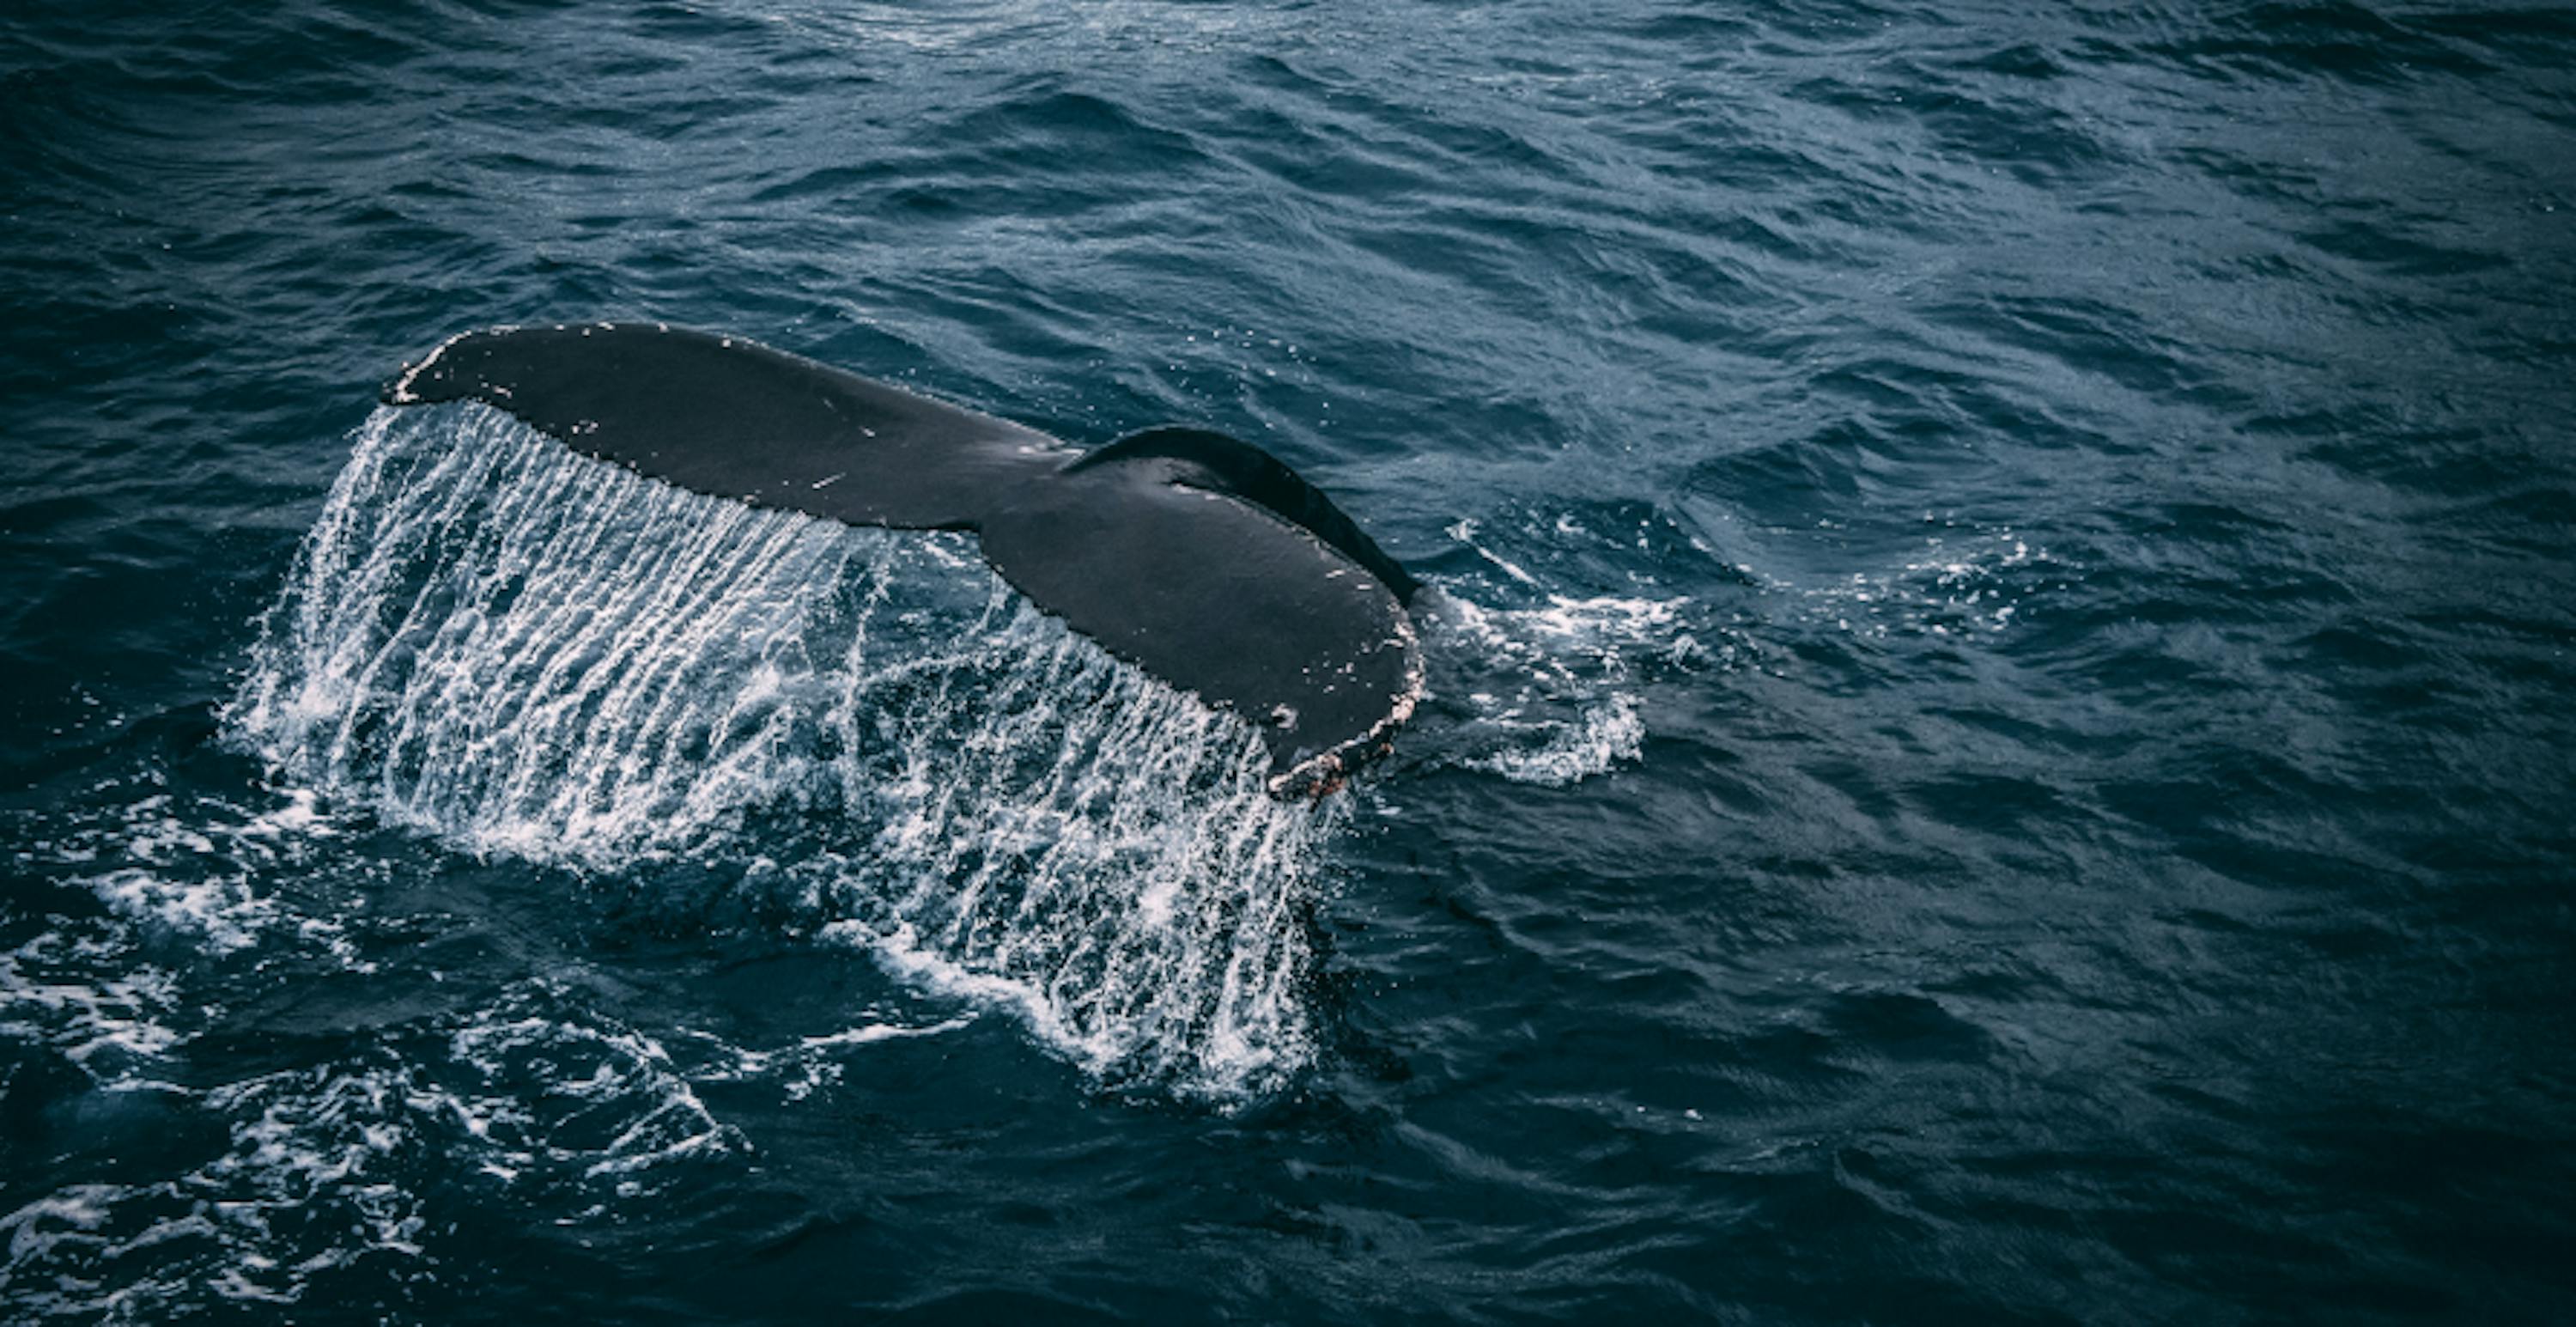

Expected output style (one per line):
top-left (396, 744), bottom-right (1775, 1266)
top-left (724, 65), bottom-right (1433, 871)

top-left (385, 324), bottom-right (1420, 792)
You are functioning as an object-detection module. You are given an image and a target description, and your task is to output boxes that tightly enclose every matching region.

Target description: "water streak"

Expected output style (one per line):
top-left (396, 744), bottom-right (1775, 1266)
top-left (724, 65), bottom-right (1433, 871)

top-left (228, 405), bottom-right (1334, 1100)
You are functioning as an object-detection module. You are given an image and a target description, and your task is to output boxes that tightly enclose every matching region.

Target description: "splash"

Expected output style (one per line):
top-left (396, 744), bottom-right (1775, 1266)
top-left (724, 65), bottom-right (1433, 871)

top-left (228, 405), bottom-right (1334, 1101)
top-left (1419, 513), bottom-right (1735, 787)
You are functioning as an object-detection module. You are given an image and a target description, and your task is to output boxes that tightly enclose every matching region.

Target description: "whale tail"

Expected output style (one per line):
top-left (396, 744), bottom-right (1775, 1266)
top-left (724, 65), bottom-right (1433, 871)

top-left (385, 324), bottom-right (1421, 790)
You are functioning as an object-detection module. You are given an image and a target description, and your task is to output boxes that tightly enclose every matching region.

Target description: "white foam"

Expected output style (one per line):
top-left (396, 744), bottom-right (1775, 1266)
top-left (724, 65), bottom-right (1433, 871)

top-left (443, 994), bottom-right (744, 1181)
top-left (0, 934), bottom-right (185, 1074)
top-left (1775, 524), bottom-right (2050, 639)
top-left (0, 978), bottom-right (785, 1316)
top-left (1459, 692), bottom-right (1644, 786)
top-left (1410, 586), bottom-right (1704, 788)
top-left (0, 1186), bottom-right (117, 1265)
top-left (679, 1013), bottom-right (975, 1101)
top-left (87, 868), bottom-right (275, 954)
top-left (19, 794), bottom-right (366, 975)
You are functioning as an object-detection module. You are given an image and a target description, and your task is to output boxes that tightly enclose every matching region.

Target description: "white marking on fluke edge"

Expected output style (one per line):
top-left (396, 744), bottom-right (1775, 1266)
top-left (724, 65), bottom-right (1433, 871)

top-left (384, 329), bottom-right (474, 405)
top-left (1265, 606), bottom-right (1420, 799)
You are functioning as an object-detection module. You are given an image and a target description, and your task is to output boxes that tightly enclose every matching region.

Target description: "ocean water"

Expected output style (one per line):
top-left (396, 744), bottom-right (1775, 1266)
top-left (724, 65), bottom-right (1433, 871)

top-left (4, 1), bottom-right (2573, 1320)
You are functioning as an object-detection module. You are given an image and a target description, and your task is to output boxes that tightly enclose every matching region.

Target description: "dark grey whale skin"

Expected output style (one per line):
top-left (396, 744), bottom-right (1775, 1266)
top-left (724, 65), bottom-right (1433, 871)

top-left (385, 324), bottom-right (1422, 792)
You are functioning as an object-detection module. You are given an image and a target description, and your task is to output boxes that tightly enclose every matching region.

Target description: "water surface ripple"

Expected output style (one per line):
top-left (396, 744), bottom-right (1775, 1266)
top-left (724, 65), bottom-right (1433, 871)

top-left (3, 1), bottom-right (2572, 1321)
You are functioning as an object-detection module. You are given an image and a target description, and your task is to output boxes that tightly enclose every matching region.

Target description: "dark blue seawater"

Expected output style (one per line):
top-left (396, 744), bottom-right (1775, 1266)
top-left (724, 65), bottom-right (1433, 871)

top-left (6, 1), bottom-right (2574, 1320)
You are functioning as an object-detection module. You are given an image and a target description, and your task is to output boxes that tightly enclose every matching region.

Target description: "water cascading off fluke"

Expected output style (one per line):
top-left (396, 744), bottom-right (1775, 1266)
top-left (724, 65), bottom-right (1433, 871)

top-left (229, 403), bottom-right (1340, 1101)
